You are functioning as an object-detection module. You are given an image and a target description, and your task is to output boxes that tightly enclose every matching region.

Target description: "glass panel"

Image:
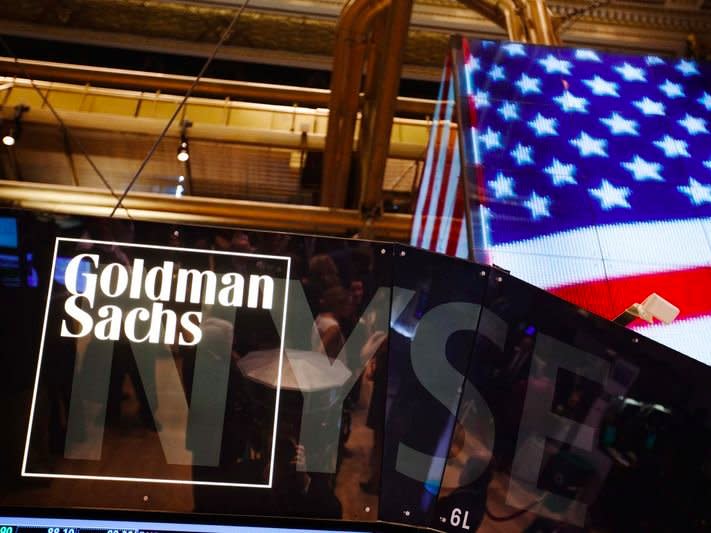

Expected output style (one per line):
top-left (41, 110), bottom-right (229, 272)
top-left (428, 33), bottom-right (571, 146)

top-left (378, 245), bottom-right (489, 526)
top-left (434, 270), bottom-right (711, 531)
top-left (0, 209), bottom-right (392, 523)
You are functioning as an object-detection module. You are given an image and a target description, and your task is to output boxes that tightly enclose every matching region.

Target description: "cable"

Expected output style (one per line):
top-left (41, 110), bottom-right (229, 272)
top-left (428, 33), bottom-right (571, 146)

top-left (389, 146), bottom-right (427, 191)
top-left (0, 35), bottom-right (125, 210)
top-left (557, 0), bottom-right (611, 33)
top-left (110, 0), bottom-right (250, 217)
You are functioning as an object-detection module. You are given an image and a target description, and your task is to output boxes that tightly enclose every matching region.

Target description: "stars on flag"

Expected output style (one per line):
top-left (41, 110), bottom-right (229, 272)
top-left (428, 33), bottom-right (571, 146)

top-left (460, 39), bottom-right (711, 239)
top-left (622, 155), bottom-right (664, 182)
top-left (538, 54), bottom-right (573, 75)
top-left (678, 114), bottom-right (708, 136)
top-left (524, 191), bottom-right (551, 219)
top-left (614, 62), bottom-right (647, 82)
top-left (646, 56), bottom-right (665, 66)
top-left (544, 159), bottom-right (577, 186)
top-left (511, 143), bottom-right (535, 165)
top-left (600, 112), bottom-right (639, 136)
top-left (583, 75), bottom-right (619, 97)
top-left (654, 135), bottom-right (690, 158)
top-left (678, 178), bottom-right (711, 205)
top-left (501, 43), bottom-right (527, 57)
top-left (676, 59), bottom-right (700, 77)
top-left (488, 172), bottom-right (516, 199)
top-left (488, 64), bottom-right (506, 82)
top-left (570, 131), bottom-right (607, 157)
top-left (575, 49), bottom-right (602, 62)
top-left (589, 179), bottom-right (632, 210)
top-left (633, 97), bottom-right (665, 116)
top-left (467, 56), bottom-right (481, 73)
top-left (479, 127), bottom-right (502, 151)
top-left (497, 101), bottom-right (520, 122)
top-left (474, 90), bottom-right (491, 107)
top-left (528, 113), bottom-right (558, 137)
top-left (699, 92), bottom-right (711, 111)
top-left (554, 90), bottom-right (589, 113)
top-left (516, 73), bottom-right (542, 95)
top-left (659, 79), bottom-right (685, 99)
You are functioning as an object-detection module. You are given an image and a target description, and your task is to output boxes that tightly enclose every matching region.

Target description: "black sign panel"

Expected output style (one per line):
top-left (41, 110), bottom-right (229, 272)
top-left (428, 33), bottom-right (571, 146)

top-left (0, 210), bottom-right (392, 523)
top-left (379, 246), bottom-right (488, 525)
top-left (25, 236), bottom-right (291, 488)
top-left (434, 271), bottom-right (711, 531)
top-left (3, 209), bottom-right (711, 532)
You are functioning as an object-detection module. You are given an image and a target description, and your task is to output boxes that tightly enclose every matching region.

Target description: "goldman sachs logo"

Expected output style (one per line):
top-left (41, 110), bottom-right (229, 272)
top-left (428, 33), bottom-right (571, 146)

top-left (24, 236), bottom-right (291, 487)
top-left (53, 237), bottom-right (292, 347)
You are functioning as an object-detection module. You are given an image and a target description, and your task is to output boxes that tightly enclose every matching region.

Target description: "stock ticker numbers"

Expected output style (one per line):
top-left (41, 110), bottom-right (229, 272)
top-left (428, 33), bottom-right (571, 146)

top-left (7, 527), bottom-right (136, 533)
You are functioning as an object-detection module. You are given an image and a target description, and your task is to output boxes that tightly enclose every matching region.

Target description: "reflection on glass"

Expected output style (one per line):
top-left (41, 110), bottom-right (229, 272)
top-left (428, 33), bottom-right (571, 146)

top-left (434, 272), bottom-right (711, 532)
top-left (379, 248), bottom-right (488, 525)
top-left (4, 209), bottom-right (711, 532)
top-left (1, 212), bottom-right (391, 523)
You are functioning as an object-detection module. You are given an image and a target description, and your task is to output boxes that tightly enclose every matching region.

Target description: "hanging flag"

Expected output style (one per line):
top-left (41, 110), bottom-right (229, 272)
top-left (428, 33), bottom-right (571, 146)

top-left (410, 59), bottom-right (469, 259)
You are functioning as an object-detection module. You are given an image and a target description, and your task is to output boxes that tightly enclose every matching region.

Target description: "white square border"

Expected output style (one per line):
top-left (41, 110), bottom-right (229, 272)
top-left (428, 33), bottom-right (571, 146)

top-left (21, 236), bottom-right (292, 489)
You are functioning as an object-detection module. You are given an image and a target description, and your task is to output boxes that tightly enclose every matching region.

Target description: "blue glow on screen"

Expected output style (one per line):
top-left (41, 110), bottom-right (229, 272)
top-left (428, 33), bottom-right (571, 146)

top-left (53, 256), bottom-right (90, 292)
top-left (0, 516), bottom-right (367, 533)
top-left (455, 38), bottom-right (711, 363)
top-left (0, 253), bottom-right (21, 288)
top-left (26, 253), bottom-right (38, 288)
top-left (0, 217), bottom-right (18, 248)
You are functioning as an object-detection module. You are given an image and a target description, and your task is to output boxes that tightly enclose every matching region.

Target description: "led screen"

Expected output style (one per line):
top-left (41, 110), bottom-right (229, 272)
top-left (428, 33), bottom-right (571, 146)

top-left (0, 216), bottom-right (18, 248)
top-left (412, 38), bottom-right (711, 364)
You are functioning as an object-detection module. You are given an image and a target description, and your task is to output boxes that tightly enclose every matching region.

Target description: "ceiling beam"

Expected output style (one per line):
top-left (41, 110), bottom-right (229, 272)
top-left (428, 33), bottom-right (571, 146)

top-left (358, 0), bottom-right (414, 216)
top-left (0, 180), bottom-right (412, 240)
top-left (0, 57), bottom-right (436, 115)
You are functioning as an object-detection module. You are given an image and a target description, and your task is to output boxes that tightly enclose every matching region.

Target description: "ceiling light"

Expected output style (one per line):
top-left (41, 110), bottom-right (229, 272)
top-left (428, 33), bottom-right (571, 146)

top-left (2, 131), bottom-right (15, 147)
top-left (176, 119), bottom-right (192, 163)
top-left (177, 141), bottom-right (190, 162)
top-left (2, 104), bottom-right (29, 147)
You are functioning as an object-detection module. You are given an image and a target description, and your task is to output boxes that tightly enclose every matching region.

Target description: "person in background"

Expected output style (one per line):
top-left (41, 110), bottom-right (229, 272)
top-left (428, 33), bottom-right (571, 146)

top-left (311, 286), bottom-right (352, 360)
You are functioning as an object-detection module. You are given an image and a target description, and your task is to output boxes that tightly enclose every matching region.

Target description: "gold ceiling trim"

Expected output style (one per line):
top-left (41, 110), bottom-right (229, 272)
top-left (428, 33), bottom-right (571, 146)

top-left (0, 0), bottom-right (707, 64)
top-left (0, 180), bottom-right (412, 240)
top-left (0, 56), bottom-right (436, 115)
top-left (0, 77), bottom-right (432, 160)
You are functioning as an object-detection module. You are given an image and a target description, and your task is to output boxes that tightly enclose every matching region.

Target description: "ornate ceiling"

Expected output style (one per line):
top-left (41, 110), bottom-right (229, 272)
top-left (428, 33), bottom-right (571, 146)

top-left (0, 0), bottom-right (708, 84)
top-left (0, 0), bottom-right (709, 237)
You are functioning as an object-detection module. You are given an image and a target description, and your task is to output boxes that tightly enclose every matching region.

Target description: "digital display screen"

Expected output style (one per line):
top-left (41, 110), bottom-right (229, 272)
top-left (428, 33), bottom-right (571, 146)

top-left (0, 253), bottom-right (21, 288)
top-left (0, 217), bottom-right (18, 248)
top-left (411, 38), bottom-right (711, 365)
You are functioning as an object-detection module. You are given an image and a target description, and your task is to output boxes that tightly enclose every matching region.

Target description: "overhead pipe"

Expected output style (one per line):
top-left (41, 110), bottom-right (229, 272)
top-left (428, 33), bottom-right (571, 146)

top-left (357, 0), bottom-right (414, 217)
top-left (528, 0), bottom-right (561, 45)
top-left (0, 57), bottom-right (437, 115)
top-left (0, 107), bottom-right (426, 161)
top-left (0, 180), bottom-right (412, 240)
top-left (320, 0), bottom-right (391, 208)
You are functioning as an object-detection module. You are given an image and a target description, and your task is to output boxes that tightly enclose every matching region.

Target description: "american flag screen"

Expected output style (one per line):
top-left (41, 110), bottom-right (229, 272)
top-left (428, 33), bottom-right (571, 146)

top-left (412, 38), bottom-right (711, 364)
